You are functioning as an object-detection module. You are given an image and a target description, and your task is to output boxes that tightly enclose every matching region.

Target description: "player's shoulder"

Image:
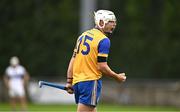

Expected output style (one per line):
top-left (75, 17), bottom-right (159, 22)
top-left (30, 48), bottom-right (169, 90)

top-left (98, 37), bottom-right (110, 48)
top-left (101, 36), bottom-right (109, 40)
top-left (82, 28), bottom-right (103, 35)
top-left (94, 29), bottom-right (108, 40)
top-left (77, 29), bottom-right (91, 39)
top-left (100, 37), bottom-right (110, 43)
top-left (79, 28), bottom-right (108, 41)
top-left (5, 66), bottom-right (14, 75)
top-left (99, 35), bottom-right (109, 45)
top-left (82, 28), bottom-right (94, 36)
top-left (16, 65), bottom-right (25, 70)
top-left (19, 65), bottom-right (25, 68)
top-left (6, 66), bottom-right (12, 72)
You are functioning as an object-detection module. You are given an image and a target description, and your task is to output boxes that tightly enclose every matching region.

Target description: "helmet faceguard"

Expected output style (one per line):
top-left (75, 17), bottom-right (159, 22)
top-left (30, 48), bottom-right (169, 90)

top-left (94, 10), bottom-right (116, 29)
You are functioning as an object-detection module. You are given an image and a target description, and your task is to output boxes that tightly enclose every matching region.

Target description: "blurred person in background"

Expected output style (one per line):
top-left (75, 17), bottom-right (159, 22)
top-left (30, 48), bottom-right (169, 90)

top-left (4, 56), bottom-right (30, 111)
top-left (66, 10), bottom-right (126, 112)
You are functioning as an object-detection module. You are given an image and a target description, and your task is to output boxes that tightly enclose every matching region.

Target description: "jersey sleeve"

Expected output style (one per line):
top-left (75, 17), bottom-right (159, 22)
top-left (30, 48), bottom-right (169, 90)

top-left (5, 67), bottom-right (9, 76)
top-left (98, 38), bottom-right (110, 57)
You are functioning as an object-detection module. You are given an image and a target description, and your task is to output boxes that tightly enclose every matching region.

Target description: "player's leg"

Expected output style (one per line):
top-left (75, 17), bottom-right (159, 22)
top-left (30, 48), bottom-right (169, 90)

top-left (9, 97), bottom-right (17, 111)
top-left (9, 87), bottom-right (17, 111)
top-left (18, 87), bottom-right (27, 111)
top-left (77, 103), bottom-right (96, 112)
top-left (19, 96), bottom-right (27, 111)
top-left (73, 79), bottom-right (102, 112)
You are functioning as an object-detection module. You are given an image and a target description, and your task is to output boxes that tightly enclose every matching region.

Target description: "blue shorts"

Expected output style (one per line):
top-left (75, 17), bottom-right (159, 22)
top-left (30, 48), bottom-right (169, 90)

top-left (73, 79), bottom-right (102, 107)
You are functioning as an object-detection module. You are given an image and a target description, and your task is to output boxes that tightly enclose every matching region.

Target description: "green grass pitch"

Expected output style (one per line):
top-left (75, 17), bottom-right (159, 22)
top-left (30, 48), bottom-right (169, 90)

top-left (0, 103), bottom-right (180, 112)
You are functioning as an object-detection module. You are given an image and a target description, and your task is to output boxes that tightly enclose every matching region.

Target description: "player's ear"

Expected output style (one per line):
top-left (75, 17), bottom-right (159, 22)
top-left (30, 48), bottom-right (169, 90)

top-left (99, 20), bottom-right (104, 27)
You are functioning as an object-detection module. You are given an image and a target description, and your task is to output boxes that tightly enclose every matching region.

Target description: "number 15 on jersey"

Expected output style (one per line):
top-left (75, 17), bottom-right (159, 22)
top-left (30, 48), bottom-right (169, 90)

top-left (76, 35), bottom-right (93, 55)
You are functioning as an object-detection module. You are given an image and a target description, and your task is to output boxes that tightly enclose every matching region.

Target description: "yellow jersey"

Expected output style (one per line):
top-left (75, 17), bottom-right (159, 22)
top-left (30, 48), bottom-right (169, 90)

top-left (73, 28), bottom-right (110, 85)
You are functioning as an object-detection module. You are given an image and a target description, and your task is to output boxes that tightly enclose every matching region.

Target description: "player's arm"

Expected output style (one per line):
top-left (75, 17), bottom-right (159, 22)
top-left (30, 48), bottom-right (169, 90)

top-left (3, 74), bottom-right (10, 89)
top-left (97, 38), bottom-right (126, 82)
top-left (66, 37), bottom-right (80, 84)
top-left (66, 55), bottom-right (74, 94)
top-left (97, 62), bottom-right (126, 82)
top-left (23, 71), bottom-right (30, 86)
top-left (66, 45), bottom-right (77, 94)
top-left (67, 56), bottom-right (74, 83)
top-left (66, 37), bottom-right (81, 94)
top-left (66, 40), bottom-right (78, 84)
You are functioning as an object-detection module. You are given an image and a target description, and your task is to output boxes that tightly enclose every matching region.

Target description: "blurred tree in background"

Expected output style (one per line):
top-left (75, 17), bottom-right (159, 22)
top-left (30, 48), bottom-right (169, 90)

top-left (109, 0), bottom-right (180, 79)
top-left (0, 0), bottom-right (179, 79)
top-left (0, 0), bottom-right (79, 78)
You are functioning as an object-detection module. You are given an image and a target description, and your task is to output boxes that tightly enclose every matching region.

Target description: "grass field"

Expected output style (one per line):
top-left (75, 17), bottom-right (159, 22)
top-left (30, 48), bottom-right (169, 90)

top-left (0, 103), bottom-right (180, 112)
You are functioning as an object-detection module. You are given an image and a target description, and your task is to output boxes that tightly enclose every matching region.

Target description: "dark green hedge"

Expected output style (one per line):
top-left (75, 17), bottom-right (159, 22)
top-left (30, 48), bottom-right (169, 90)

top-left (0, 0), bottom-right (179, 79)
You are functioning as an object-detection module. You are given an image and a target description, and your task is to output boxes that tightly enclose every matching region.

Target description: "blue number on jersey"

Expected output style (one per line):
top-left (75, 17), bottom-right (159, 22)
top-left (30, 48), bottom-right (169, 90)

top-left (77, 35), bottom-right (93, 55)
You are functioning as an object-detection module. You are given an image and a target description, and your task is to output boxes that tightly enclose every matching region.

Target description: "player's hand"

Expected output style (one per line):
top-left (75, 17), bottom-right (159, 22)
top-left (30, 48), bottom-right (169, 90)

top-left (5, 82), bottom-right (10, 89)
top-left (65, 83), bottom-right (74, 94)
top-left (116, 73), bottom-right (126, 82)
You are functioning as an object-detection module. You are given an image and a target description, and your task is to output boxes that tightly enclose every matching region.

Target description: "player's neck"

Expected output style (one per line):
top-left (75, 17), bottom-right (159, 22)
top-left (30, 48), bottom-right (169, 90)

top-left (94, 27), bottom-right (107, 36)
